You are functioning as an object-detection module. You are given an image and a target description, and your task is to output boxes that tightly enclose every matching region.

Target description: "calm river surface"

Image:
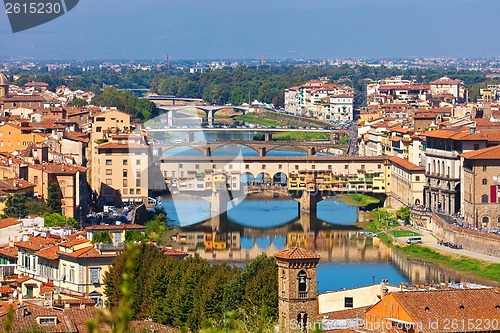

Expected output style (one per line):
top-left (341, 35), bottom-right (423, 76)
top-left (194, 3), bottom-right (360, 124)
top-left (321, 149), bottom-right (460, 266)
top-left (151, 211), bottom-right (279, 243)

top-left (158, 131), bottom-right (499, 291)
top-left (159, 196), bottom-right (499, 292)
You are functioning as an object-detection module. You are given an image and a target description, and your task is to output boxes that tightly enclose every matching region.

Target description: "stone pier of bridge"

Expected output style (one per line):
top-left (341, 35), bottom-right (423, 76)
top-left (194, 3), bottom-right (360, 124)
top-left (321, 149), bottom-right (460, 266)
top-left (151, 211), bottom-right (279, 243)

top-left (296, 190), bottom-right (319, 232)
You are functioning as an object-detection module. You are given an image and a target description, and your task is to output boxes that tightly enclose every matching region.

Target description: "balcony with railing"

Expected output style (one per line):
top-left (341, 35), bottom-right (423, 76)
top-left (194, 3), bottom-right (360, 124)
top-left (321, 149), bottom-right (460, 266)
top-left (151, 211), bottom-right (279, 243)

top-left (298, 292), bottom-right (308, 299)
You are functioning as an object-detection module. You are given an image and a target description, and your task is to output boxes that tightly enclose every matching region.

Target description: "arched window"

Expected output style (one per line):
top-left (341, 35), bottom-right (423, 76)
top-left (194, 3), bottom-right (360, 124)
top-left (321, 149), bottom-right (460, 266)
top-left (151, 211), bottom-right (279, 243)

top-left (297, 271), bottom-right (308, 294)
top-left (441, 161), bottom-right (445, 176)
top-left (297, 313), bottom-right (308, 331)
top-left (482, 216), bottom-right (489, 225)
top-left (482, 194), bottom-right (488, 203)
top-left (433, 160), bottom-right (436, 174)
top-left (482, 178), bottom-right (487, 185)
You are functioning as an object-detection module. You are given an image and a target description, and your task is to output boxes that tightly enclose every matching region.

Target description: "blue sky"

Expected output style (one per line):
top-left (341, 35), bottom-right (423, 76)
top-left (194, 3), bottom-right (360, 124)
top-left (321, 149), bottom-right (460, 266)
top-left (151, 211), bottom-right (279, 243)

top-left (0, 0), bottom-right (497, 60)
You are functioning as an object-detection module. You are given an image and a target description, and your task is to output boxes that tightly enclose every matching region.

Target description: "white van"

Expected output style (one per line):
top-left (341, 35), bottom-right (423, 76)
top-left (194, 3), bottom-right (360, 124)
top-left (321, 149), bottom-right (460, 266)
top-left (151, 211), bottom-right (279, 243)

top-left (406, 237), bottom-right (422, 244)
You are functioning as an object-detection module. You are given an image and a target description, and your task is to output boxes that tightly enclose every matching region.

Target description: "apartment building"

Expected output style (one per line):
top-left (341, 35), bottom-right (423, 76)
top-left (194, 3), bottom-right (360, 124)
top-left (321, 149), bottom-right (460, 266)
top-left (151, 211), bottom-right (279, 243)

top-left (93, 141), bottom-right (150, 205)
top-left (87, 109), bottom-right (153, 205)
top-left (284, 79), bottom-right (354, 121)
top-left (389, 156), bottom-right (425, 209)
top-left (28, 163), bottom-right (88, 219)
top-left (0, 123), bottom-right (47, 153)
top-left (15, 234), bottom-right (117, 304)
top-left (430, 76), bottom-right (467, 103)
top-left (460, 145), bottom-right (500, 229)
top-left (423, 128), bottom-right (488, 215)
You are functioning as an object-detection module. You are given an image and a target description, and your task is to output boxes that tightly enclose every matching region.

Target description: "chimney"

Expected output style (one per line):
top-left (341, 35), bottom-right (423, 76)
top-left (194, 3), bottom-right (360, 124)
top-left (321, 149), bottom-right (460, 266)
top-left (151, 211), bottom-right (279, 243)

top-left (470, 124), bottom-right (476, 134)
top-left (380, 279), bottom-right (389, 299)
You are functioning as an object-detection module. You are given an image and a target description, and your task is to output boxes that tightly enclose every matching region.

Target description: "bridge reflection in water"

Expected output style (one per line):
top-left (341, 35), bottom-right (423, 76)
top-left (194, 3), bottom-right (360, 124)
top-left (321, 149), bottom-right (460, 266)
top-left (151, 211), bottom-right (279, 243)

top-left (172, 211), bottom-right (500, 288)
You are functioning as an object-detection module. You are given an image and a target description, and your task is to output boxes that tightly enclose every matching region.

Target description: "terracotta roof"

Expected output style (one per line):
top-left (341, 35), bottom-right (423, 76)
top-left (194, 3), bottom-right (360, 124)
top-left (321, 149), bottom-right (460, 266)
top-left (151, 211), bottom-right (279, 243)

top-left (59, 237), bottom-right (90, 248)
top-left (0, 245), bottom-right (17, 259)
top-left (0, 217), bottom-right (21, 229)
top-left (0, 302), bottom-right (77, 333)
top-left (25, 82), bottom-right (49, 87)
top-left (164, 248), bottom-right (189, 257)
top-left (15, 235), bottom-right (58, 251)
top-left (431, 77), bottom-right (462, 85)
top-left (391, 288), bottom-right (500, 333)
top-left (0, 178), bottom-right (35, 192)
top-left (460, 145), bottom-right (500, 160)
top-left (96, 142), bottom-right (149, 150)
top-left (275, 247), bottom-right (320, 260)
top-left (390, 156), bottom-right (425, 172)
top-left (28, 163), bottom-right (86, 174)
top-left (57, 246), bottom-right (116, 259)
top-left (414, 113), bottom-right (437, 119)
top-left (34, 245), bottom-right (60, 260)
top-left (424, 130), bottom-right (487, 141)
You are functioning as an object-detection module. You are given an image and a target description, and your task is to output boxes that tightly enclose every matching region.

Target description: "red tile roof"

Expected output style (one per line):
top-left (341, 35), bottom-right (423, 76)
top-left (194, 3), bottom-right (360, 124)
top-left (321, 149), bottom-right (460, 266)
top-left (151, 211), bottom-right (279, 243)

top-left (28, 163), bottom-right (86, 174)
top-left (0, 217), bottom-right (21, 229)
top-left (57, 246), bottom-right (116, 259)
top-left (0, 245), bottom-right (18, 259)
top-left (391, 288), bottom-right (500, 333)
top-left (431, 77), bottom-right (462, 85)
top-left (0, 178), bottom-right (35, 192)
top-left (275, 247), bottom-right (320, 260)
top-left (59, 237), bottom-right (91, 248)
top-left (34, 245), bottom-right (60, 260)
top-left (0, 302), bottom-right (77, 333)
top-left (390, 156), bottom-right (425, 172)
top-left (460, 145), bottom-right (500, 160)
top-left (15, 235), bottom-right (59, 251)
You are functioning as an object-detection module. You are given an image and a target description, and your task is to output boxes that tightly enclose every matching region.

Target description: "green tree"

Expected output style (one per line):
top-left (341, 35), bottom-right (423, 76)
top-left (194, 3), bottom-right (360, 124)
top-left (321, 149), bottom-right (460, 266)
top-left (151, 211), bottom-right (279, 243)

top-left (396, 206), bottom-right (411, 223)
top-left (68, 98), bottom-right (88, 107)
top-left (47, 182), bottom-right (62, 214)
top-left (42, 212), bottom-right (77, 227)
top-left (92, 231), bottom-right (112, 244)
top-left (2, 194), bottom-right (28, 218)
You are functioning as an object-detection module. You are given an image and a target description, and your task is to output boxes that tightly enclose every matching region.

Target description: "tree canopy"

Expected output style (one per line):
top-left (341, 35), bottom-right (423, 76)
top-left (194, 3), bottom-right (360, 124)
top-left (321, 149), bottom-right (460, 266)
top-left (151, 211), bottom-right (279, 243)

top-left (104, 244), bottom-right (278, 332)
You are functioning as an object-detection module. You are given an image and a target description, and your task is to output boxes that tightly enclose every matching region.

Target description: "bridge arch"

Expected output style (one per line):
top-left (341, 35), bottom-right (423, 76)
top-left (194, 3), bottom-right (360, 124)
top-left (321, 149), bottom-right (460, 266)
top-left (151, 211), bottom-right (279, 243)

top-left (266, 145), bottom-right (308, 156)
top-left (240, 172), bottom-right (255, 185)
top-left (162, 146), bottom-right (204, 156)
top-left (256, 236), bottom-right (271, 250)
top-left (256, 172), bottom-right (272, 185)
top-left (273, 172), bottom-right (288, 185)
top-left (210, 144), bottom-right (260, 157)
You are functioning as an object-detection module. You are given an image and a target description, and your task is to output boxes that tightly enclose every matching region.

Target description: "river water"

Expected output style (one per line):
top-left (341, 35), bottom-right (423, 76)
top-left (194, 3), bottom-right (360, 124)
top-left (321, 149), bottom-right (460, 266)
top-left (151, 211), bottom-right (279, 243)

top-left (158, 132), bottom-right (499, 291)
top-left (159, 196), bottom-right (499, 292)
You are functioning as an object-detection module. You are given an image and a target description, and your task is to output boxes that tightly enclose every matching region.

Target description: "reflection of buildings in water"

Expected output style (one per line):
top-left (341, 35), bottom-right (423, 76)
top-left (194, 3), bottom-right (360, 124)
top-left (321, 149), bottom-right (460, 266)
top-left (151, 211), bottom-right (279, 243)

top-left (174, 218), bottom-right (391, 262)
top-left (390, 248), bottom-right (500, 287)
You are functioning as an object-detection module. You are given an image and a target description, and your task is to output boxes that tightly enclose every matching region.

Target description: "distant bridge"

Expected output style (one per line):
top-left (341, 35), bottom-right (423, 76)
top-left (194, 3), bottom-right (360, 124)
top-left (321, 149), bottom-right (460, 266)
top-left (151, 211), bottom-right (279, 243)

top-left (153, 140), bottom-right (349, 157)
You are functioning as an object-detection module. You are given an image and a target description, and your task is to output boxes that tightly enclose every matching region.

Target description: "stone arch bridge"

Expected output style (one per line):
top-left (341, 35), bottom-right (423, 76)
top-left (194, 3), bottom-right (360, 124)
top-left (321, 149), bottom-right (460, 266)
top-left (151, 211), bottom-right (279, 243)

top-left (153, 140), bottom-right (349, 157)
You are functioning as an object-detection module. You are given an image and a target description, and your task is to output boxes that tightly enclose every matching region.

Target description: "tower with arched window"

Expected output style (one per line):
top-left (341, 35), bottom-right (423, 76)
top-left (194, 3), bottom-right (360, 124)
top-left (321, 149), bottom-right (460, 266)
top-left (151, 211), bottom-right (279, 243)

top-left (275, 247), bottom-right (320, 332)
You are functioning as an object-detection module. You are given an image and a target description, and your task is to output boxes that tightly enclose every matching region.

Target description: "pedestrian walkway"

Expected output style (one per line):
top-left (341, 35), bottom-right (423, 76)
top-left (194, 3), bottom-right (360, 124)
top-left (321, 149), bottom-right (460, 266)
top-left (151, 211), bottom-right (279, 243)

top-left (409, 227), bottom-right (500, 264)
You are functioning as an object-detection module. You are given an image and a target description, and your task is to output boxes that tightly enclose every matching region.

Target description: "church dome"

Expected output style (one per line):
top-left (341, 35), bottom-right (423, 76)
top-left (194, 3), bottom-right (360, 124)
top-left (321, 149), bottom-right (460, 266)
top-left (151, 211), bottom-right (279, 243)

top-left (0, 73), bottom-right (8, 85)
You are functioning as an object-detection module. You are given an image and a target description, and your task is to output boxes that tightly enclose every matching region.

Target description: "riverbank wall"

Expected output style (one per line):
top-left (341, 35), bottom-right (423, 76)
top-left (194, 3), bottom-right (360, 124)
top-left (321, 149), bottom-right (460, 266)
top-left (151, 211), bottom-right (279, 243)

top-left (431, 214), bottom-right (500, 257)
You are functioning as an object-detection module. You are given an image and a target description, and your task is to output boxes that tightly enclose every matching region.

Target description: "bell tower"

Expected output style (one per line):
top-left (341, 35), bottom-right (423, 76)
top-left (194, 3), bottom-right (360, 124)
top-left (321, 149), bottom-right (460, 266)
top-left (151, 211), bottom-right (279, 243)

top-left (0, 72), bottom-right (8, 98)
top-left (275, 247), bottom-right (320, 333)
top-left (483, 88), bottom-right (492, 119)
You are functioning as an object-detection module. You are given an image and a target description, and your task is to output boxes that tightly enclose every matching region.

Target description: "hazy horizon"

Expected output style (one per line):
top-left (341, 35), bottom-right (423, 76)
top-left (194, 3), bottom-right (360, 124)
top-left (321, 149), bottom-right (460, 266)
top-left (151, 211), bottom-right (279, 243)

top-left (1, 0), bottom-right (499, 61)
